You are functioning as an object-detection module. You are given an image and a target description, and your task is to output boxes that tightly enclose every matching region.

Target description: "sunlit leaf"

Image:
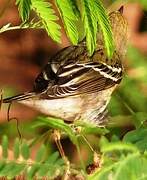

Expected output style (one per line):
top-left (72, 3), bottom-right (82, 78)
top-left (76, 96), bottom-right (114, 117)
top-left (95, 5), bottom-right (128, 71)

top-left (93, 0), bottom-right (114, 57)
top-left (56, 0), bottom-right (79, 44)
top-left (32, 0), bottom-right (61, 42)
top-left (80, 0), bottom-right (97, 55)
top-left (16, 0), bottom-right (31, 21)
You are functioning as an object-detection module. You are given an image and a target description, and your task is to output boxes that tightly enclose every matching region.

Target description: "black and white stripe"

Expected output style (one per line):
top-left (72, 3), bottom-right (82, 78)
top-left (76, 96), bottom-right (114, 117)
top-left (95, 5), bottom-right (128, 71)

top-left (57, 62), bottom-right (122, 85)
top-left (39, 60), bottom-right (122, 98)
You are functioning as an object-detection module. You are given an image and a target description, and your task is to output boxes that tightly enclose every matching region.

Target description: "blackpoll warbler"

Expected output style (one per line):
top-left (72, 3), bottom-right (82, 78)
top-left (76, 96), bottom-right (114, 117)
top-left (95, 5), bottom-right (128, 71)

top-left (2, 6), bottom-right (129, 126)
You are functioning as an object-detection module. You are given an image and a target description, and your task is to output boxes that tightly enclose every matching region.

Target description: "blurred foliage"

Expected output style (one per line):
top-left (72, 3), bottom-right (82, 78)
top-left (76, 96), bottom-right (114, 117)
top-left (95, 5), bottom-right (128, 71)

top-left (0, 135), bottom-right (65, 179)
top-left (0, 0), bottom-right (147, 179)
top-left (108, 46), bottom-right (147, 128)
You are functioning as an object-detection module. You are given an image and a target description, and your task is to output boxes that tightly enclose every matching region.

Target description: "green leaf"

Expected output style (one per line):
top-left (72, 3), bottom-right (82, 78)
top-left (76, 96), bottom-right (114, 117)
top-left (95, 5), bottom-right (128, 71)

top-left (88, 153), bottom-right (147, 180)
top-left (99, 136), bottom-right (109, 148)
top-left (0, 161), bottom-right (5, 175)
top-left (101, 142), bottom-right (139, 154)
top-left (36, 117), bottom-right (78, 145)
top-left (46, 165), bottom-right (62, 178)
top-left (32, 0), bottom-right (61, 42)
top-left (123, 128), bottom-right (147, 151)
top-left (56, 0), bottom-right (79, 44)
top-left (80, 0), bottom-right (97, 55)
top-left (16, 0), bottom-right (32, 21)
top-left (13, 138), bottom-right (20, 159)
top-left (132, 112), bottom-right (147, 128)
top-left (113, 153), bottom-right (147, 180)
top-left (2, 135), bottom-right (8, 159)
top-left (75, 121), bottom-right (109, 135)
top-left (119, 77), bottom-right (147, 113)
top-left (27, 164), bottom-right (39, 179)
top-left (21, 141), bottom-right (30, 160)
top-left (0, 162), bottom-right (14, 177)
top-left (37, 152), bottom-right (64, 177)
top-left (46, 151), bottom-right (60, 164)
top-left (88, 162), bottom-right (118, 180)
top-left (37, 164), bottom-right (50, 177)
top-left (67, 0), bottom-right (80, 18)
top-left (79, 0), bottom-right (114, 56)
top-left (93, 0), bottom-right (114, 57)
top-left (35, 144), bottom-right (46, 162)
top-left (7, 163), bottom-right (25, 179)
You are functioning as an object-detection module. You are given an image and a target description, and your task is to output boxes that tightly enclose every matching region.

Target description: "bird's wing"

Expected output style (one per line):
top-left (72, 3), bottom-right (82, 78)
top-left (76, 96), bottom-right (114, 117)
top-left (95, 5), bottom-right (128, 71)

top-left (34, 44), bottom-right (123, 99)
top-left (3, 45), bottom-right (122, 103)
top-left (43, 62), bottom-right (122, 98)
top-left (33, 44), bottom-right (87, 93)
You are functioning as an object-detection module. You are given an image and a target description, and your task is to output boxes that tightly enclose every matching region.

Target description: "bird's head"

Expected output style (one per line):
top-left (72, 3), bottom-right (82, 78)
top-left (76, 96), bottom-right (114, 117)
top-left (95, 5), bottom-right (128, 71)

top-left (109, 6), bottom-right (129, 56)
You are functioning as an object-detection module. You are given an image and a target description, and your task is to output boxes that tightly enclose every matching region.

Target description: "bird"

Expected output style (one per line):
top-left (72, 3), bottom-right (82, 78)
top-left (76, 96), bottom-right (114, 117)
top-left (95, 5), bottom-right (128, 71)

top-left (2, 6), bottom-right (129, 126)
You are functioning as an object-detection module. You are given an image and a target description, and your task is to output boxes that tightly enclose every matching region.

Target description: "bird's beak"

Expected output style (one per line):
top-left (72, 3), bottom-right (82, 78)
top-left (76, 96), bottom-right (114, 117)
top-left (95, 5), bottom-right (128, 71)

top-left (118, 6), bottom-right (124, 14)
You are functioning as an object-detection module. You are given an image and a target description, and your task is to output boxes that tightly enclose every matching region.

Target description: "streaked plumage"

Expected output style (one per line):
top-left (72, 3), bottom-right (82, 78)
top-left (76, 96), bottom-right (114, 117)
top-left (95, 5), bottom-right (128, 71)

top-left (2, 7), bottom-right (129, 125)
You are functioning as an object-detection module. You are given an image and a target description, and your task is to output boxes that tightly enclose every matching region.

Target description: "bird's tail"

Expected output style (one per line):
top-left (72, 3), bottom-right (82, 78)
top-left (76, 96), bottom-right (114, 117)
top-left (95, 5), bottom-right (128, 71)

top-left (2, 91), bottom-right (36, 103)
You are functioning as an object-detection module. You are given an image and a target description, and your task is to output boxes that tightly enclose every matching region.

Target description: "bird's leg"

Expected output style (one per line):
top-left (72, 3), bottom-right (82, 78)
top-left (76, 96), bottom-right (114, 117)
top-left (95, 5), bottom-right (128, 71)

top-left (53, 129), bottom-right (70, 177)
top-left (53, 129), bottom-right (65, 157)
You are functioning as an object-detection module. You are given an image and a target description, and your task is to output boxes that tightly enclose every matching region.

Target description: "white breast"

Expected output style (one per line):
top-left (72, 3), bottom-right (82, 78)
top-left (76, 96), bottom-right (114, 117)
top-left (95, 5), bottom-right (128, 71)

top-left (20, 86), bottom-right (116, 124)
top-left (20, 95), bottom-right (82, 121)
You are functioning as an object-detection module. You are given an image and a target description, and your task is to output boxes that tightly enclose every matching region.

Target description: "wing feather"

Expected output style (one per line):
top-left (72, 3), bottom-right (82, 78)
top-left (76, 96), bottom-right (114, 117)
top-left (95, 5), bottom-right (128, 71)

top-left (41, 62), bottom-right (122, 98)
top-left (34, 45), bottom-right (123, 99)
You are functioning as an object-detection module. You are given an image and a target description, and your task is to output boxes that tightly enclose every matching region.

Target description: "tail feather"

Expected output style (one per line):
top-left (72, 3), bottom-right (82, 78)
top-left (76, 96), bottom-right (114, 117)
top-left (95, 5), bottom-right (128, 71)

top-left (3, 91), bottom-right (36, 103)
